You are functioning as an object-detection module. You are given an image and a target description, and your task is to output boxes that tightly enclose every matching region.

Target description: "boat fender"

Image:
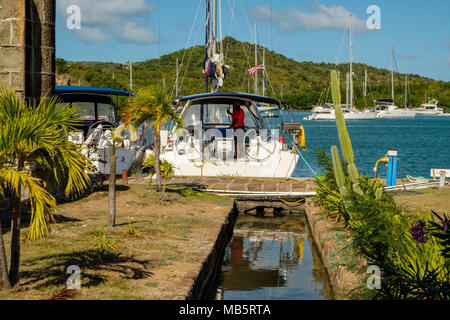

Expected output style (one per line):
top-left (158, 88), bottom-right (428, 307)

top-left (294, 125), bottom-right (306, 152)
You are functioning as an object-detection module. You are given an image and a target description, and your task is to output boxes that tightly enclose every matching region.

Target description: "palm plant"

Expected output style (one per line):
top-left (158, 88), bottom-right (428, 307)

top-left (0, 86), bottom-right (92, 288)
top-left (142, 154), bottom-right (176, 193)
top-left (122, 86), bottom-right (182, 192)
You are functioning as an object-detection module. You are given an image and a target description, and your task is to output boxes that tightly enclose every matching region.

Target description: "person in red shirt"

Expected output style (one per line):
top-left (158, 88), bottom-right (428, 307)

top-left (229, 101), bottom-right (245, 130)
top-left (228, 101), bottom-right (245, 159)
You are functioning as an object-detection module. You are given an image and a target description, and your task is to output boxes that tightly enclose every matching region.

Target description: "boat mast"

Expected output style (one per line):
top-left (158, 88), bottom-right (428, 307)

top-left (390, 36), bottom-right (394, 103)
top-left (176, 58), bottom-right (179, 98)
top-left (346, 72), bottom-right (349, 107)
top-left (364, 68), bottom-right (367, 97)
top-left (349, 14), bottom-right (353, 110)
top-left (129, 61), bottom-right (133, 90)
top-left (210, 0), bottom-right (218, 92)
top-left (254, 23), bottom-right (258, 95)
top-left (263, 46), bottom-right (267, 96)
top-left (364, 67), bottom-right (367, 109)
top-left (405, 63), bottom-right (408, 108)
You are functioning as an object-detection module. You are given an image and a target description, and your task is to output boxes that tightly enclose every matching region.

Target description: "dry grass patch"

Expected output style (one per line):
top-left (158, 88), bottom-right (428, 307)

top-left (0, 184), bottom-right (233, 300)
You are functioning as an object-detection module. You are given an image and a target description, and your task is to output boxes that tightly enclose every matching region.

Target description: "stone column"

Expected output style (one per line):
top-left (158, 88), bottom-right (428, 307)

top-left (0, 0), bottom-right (55, 100)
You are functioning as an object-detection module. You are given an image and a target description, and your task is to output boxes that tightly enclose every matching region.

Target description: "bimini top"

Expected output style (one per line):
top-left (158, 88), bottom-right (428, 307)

top-left (374, 99), bottom-right (394, 105)
top-left (55, 86), bottom-right (135, 97)
top-left (174, 92), bottom-right (282, 105)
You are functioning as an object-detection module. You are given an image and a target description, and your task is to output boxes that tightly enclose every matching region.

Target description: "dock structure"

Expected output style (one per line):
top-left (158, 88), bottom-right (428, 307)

top-left (128, 175), bottom-right (316, 213)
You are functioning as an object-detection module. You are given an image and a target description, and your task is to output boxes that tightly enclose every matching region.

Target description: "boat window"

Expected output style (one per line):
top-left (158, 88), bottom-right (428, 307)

top-left (97, 103), bottom-right (115, 122)
top-left (72, 102), bottom-right (95, 120)
top-left (183, 104), bottom-right (202, 127)
top-left (182, 103), bottom-right (259, 128)
top-left (203, 103), bottom-right (232, 125)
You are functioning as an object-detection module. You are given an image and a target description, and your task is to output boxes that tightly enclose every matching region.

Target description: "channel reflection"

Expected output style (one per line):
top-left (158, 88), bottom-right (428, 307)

top-left (216, 214), bottom-right (332, 300)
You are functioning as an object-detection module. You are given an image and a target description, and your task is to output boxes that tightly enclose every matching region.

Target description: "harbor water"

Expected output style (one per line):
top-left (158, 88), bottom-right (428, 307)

top-left (216, 214), bottom-right (333, 300)
top-left (282, 111), bottom-right (450, 179)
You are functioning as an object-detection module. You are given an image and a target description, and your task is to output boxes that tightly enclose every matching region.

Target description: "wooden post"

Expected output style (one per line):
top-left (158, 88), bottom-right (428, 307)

top-left (439, 171), bottom-right (446, 189)
top-left (122, 169), bottom-right (128, 185)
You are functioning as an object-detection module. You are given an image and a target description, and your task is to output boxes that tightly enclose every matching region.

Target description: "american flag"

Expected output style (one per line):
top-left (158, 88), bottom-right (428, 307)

top-left (248, 64), bottom-right (265, 75)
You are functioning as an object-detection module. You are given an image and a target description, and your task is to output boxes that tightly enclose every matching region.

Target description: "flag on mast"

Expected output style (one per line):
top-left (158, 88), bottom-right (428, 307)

top-left (248, 64), bottom-right (265, 75)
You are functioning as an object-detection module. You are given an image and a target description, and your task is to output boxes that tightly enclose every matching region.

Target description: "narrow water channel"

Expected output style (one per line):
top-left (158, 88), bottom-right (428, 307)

top-left (215, 213), bottom-right (333, 300)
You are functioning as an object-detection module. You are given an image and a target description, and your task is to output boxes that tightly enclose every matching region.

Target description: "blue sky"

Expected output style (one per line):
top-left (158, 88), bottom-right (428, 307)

top-left (56, 0), bottom-right (450, 81)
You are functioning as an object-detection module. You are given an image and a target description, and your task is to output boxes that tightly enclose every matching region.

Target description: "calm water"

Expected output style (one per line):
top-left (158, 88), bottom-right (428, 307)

top-left (216, 214), bottom-right (332, 300)
top-left (277, 112), bottom-right (450, 179)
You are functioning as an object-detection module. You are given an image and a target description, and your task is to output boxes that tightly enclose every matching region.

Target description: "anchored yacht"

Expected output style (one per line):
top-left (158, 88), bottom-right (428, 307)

top-left (414, 100), bottom-right (443, 116)
top-left (146, 92), bottom-right (301, 178)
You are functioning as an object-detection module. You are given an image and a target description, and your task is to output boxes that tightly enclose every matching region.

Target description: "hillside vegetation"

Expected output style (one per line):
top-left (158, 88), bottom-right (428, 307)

top-left (56, 37), bottom-right (449, 113)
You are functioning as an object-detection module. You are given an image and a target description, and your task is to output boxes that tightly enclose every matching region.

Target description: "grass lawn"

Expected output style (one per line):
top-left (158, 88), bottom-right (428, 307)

top-left (392, 187), bottom-right (450, 217)
top-left (0, 184), bottom-right (233, 300)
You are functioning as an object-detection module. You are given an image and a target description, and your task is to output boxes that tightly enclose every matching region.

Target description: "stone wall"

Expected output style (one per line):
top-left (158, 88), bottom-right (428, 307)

top-left (187, 205), bottom-right (238, 300)
top-left (0, 0), bottom-right (55, 99)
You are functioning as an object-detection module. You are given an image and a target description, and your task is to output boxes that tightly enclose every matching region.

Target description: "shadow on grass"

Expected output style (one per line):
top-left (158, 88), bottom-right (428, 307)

top-left (56, 184), bottom-right (131, 205)
top-left (1, 213), bottom-right (82, 235)
top-left (20, 249), bottom-right (154, 290)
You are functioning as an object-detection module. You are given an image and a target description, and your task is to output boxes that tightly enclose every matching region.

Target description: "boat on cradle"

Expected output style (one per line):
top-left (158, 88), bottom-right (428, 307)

top-left (374, 99), bottom-right (415, 119)
top-left (303, 104), bottom-right (376, 121)
top-left (414, 100), bottom-right (444, 116)
top-left (55, 86), bottom-right (146, 175)
top-left (145, 92), bottom-right (301, 178)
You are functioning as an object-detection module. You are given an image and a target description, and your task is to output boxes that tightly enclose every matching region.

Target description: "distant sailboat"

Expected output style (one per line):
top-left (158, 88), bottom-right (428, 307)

top-left (374, 37), bottom-right (415, 119)
top-left (304, 14), bottom-right (376, 121)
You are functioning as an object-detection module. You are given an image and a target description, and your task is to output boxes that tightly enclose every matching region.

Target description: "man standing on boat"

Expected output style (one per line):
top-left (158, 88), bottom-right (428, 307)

top-left (228, 101), bottom-right (245, 159)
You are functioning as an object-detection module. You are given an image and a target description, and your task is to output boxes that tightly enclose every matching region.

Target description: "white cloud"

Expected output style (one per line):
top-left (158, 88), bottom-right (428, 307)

top-left (251, 3), bottom-right (371, 33)
top-left (57, 0), bottom-right (158, 45)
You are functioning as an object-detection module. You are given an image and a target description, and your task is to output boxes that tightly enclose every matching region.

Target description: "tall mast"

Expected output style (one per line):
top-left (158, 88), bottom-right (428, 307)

top-left (254, 23), bottom-right (258, 95)
top-left (349, 14), bottom-right (353, 110)
top-left (176, 58), bottom-right (179, 98)
top-left (364, 68), bottom-right (367, 97)
top-left (218, 0), bottom-right (223, 55)
top-left (210, 0), bottom-right (217, 92)
top-left (263, 46), bottom-right (267, 96)
top-left (405, 63), bottom-right (408, 108)
top-left (129, 61), bottom-right (133, 90)
top-left (346, 72), bottom-right (349, 107)
top-left (390, 36), bottom-right (394, 103)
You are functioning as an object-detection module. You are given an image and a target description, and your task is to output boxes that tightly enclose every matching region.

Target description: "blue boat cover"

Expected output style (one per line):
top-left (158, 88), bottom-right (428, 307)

top-left (374, 99), bottom-right (394, 104)
top-left (55, 86), bottom-right (135, 97)
top-left (174, 92), bottom-right (281, 105)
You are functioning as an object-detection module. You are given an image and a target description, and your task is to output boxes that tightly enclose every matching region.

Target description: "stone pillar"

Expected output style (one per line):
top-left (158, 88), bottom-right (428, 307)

top-left (0, 0), bottom-right (55, 100)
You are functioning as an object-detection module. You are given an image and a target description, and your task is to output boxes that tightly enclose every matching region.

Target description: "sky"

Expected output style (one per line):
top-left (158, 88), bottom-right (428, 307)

top-left (56, 0), bottom-right (450, 81)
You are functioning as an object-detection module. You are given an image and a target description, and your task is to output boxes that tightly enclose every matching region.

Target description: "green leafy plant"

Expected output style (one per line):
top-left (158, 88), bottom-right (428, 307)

top-left (124, 223), bottom-right (141, 237)
top-left (0, 86), bottom-right (93, 288)
top-left (94, 230), bottom-right (118, 252)
top-left (142, 154), bottom-right (176, 193)
top-left (311, 71), bottom-right (450, 300)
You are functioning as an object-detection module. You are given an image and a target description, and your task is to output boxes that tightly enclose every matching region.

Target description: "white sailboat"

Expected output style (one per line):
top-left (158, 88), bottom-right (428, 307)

top-left (304, 14), bottom-right (376, 121)
top-left (375, 37), bottom-right (415, 119)
top-left (145, 0), bottom-right (301, 178)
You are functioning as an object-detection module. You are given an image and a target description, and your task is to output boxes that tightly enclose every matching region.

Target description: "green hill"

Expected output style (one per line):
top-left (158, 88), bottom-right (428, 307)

top-left (56, 36), bottom-right (449, 114)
